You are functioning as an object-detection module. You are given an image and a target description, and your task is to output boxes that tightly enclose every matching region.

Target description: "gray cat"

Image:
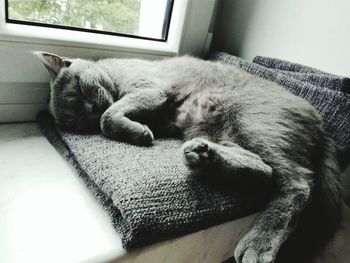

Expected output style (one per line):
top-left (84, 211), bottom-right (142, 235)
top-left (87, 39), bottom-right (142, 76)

top-left (35, 52), bottom-right (342, 263)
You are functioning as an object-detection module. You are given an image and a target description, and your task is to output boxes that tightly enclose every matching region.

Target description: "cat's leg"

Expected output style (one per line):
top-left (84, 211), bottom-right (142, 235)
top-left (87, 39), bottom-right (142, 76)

top-left (234, 165), bottom-right (313, 263)
top-left (182, 138), bottom-right (273, 181)
top-left (183, 138), bottom-right (313, 263)
top-left (100, 88), bottom-right (167, 145)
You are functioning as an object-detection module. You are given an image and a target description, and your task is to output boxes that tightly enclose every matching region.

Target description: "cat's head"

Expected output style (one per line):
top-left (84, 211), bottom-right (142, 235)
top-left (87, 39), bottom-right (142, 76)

top-left (34, 52), bottom-right (114, 131)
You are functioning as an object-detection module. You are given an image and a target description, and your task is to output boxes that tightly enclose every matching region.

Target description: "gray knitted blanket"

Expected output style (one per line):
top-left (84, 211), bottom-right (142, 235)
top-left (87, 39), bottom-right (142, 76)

top-left (253, 55), bottom-right (350, 94)
top-left (212, 52), bottom-right (350, 168)
top-left (38, 111), bottom-right (268, 249)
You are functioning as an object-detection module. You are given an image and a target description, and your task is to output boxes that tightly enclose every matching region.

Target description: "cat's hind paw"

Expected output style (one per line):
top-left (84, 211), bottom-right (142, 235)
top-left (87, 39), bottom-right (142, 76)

top-left (182, 138), bottom-right (213, 170)
top-left (234, 230), bottom-right (278, 263)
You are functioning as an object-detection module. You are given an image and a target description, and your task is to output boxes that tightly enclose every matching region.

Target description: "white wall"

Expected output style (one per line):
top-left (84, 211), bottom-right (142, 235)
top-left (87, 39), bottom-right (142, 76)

top-left (213, 0), bottom-right (350, 76)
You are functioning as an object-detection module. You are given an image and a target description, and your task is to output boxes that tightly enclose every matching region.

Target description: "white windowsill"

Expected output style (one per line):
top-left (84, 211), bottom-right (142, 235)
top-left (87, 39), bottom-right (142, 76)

top-left (0, 23), bottom-right (178, 56)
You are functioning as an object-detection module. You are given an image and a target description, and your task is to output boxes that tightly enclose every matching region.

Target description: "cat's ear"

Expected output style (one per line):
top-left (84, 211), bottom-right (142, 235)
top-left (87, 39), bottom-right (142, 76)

top-left (33, 51), bottom-right (72, 78)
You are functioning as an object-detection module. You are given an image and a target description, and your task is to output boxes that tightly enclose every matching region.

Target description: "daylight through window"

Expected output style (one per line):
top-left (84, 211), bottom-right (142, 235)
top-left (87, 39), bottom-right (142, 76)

top-left (6, 0), bottom-right (174, 41)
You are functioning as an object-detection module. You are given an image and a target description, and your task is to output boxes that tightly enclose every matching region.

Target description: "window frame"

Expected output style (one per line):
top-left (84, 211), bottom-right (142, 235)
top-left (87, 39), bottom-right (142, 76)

top-left (4, 0), bottom-right (175, 43)
top-left (0, 0), bottom-right (194, 56)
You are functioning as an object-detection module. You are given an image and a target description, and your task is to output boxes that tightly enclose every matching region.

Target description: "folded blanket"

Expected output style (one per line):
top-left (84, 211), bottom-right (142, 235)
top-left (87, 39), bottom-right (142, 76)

top-left (37, 111), bottom-right (269, 249)
top-left (211, 52), bottom-right (350, 168)
top-left (253, 56), bottom-right (350, 94)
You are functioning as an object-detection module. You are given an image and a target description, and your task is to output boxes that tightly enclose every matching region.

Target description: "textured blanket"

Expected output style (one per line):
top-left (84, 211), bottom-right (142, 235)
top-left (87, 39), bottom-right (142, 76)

top-left (253, 56), bottom-right (350, 94)
top-left (38, 111), bottom-right (269, 249)
top-left (212, 52), bottom-right (350, 168)
top-left (38, 52), bottom-right (349, 249)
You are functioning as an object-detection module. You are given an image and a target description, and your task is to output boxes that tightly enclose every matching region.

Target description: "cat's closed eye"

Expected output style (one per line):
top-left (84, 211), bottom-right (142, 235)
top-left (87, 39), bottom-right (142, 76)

top-left (78, 86), bottom-right (85, 98)
top-left (91, 104), bottom-right (99, 114)
top-left (77, 82), bottom-right (87, 99)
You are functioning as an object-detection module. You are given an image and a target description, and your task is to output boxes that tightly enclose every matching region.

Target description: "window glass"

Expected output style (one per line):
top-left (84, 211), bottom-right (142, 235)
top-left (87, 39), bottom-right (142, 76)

top-left (6, 0), bottom-right (174, 41)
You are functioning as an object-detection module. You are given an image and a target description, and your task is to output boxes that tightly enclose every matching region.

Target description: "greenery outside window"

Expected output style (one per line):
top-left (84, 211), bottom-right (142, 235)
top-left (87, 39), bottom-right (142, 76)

top-left (5, 0), bottom-right (174, 41)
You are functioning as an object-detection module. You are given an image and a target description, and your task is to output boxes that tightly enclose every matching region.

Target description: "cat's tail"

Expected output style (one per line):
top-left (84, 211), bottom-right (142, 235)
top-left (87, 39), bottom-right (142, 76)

top-left (277, 135), bottom-right (343, 263)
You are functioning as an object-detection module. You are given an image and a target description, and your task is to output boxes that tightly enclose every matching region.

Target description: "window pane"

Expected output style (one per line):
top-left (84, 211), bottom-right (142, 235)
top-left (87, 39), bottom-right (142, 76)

top-left (6, 0), bottom-right (174, 41)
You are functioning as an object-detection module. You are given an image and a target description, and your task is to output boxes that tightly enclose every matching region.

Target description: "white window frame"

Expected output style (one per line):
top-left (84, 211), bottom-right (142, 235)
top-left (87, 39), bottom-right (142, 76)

top-left (1, 0), bottom-right (185, 56)
top-left (0, 0), bottom-right (216, 57)
top-left (0, 0), bottom-right (217, 122)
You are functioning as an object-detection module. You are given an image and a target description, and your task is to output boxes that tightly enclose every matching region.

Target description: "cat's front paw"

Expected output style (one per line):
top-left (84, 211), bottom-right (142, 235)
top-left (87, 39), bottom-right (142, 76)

top-left (100, 114), bottom-right (154, 146)
top-left (134, 124), bottom-right (154, 146)
top-left (182, 138), bottom-right (213, 170)
top-left (234, 230), bottom-right (278, 263)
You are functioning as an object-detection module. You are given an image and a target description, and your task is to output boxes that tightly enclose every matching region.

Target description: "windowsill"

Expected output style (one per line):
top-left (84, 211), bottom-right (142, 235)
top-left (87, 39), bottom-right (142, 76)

top-left (0, 23), bottom-right (178, 56)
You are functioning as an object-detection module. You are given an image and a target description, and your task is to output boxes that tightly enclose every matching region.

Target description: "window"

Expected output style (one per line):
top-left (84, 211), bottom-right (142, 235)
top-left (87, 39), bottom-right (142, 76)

top-left (5, 0), bottom-right (174, 41)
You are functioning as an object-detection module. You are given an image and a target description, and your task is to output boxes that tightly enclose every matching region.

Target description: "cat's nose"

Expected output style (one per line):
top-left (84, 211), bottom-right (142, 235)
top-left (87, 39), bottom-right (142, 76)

top-left (84, 102), bottom-right (99, 114)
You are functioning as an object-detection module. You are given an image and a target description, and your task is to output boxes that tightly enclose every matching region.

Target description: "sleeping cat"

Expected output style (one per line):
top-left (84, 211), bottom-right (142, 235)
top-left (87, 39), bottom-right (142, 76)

top-left (35, 52), bottom-right (342, 263)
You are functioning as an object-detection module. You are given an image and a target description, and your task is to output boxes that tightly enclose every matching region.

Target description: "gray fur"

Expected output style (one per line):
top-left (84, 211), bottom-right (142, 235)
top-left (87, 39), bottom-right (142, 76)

top-left (35, 52), bottom-right (342, 263)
